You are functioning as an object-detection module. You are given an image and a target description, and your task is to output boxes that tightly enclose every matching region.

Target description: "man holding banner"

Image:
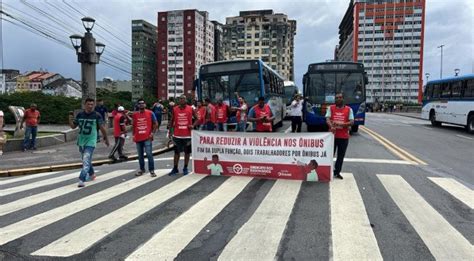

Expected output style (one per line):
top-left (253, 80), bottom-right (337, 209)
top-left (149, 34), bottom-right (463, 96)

top-left (326, 92), bottom-right (354, 180)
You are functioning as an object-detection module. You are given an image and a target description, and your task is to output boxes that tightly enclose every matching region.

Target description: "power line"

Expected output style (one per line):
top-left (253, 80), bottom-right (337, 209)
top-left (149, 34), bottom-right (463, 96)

top-left (1, 10), bottom-right (131, 76)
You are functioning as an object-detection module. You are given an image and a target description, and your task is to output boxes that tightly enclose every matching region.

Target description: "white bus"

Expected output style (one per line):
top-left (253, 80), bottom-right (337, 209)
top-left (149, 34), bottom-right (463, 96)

top-left (421, 74), bottom-right (474, 133)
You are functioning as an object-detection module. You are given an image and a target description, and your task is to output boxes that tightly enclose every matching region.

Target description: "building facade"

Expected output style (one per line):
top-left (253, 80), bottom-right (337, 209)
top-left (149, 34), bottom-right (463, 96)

top-left (336, 0), bottom-right (425, 103)
top-left (223, 10), bottom-right (297, 81)
top-left (212, 21), bottom-right (225, 62)
top-left (157, 9), bottom-right (215, 99)
top-left (131, 19), bottom-right (157, 102)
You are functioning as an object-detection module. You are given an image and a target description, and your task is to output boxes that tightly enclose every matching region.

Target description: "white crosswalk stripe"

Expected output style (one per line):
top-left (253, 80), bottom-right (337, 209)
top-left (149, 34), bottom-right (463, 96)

top-left (0, 170), bottom-right (123, 216)
top-left (330, 173), bottom-right (383, 261)
top-left (1, 171), bottom-right (79, 196)
top-left (0, 171), bottom-right (61, 186)
top-left (428, 177), bottom-right (474, 209)
top-left (0, 169), bottom-right (472, 260)
top-left (378, 174), bottom-right (473, 260)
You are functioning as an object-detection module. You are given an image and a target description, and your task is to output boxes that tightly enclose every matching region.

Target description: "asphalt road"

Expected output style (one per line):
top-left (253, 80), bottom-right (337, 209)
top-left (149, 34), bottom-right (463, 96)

top-left (0, 116), bottom-right (472, 260)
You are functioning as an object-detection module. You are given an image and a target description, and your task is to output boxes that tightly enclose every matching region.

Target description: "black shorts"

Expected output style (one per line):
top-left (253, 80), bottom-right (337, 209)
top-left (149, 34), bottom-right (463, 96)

top-left (173, 137), bottom-right (191, 153)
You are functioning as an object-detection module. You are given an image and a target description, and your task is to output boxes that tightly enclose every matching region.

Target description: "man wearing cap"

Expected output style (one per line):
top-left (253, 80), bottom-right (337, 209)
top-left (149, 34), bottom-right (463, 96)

top-left (109, 106), bottom-right (128, 161)
top-left (248, 97), bottom-right (274, 132)
top-left (21, 103), bottom-right (41, 151)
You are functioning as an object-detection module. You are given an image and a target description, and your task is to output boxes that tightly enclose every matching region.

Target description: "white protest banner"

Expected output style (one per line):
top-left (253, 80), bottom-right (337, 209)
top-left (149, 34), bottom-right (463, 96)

top-left (192, 131), bottom-right (334, 182)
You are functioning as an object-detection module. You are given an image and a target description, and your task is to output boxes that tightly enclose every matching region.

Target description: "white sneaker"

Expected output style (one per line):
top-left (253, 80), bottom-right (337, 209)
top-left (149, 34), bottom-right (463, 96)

top-left (78, 181), bottom-right (85, 188)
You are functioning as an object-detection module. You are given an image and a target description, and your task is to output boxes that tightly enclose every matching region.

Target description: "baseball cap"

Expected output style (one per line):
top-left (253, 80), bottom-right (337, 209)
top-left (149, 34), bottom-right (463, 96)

top-left (117, 106), bottom-right (125, 111)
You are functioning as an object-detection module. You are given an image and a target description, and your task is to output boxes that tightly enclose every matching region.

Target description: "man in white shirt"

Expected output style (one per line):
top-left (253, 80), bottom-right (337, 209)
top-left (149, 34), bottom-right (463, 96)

top-left (288, 94), bottom-right (303, 132)
top-left (207, 154), bottom-right (224, 176)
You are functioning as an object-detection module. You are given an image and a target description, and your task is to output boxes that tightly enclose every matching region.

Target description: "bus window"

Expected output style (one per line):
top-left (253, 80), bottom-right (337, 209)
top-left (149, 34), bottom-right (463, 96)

top-left (451, 81), bottom-right (462, 98)
top-left (424, 84), bottom-right (433, 99)
top-left (432, 84), bottom-right (441, 98)
top-left (465, 79), bottom-right (474, 98)
top-left (441, 82), bottom-right (451, 98)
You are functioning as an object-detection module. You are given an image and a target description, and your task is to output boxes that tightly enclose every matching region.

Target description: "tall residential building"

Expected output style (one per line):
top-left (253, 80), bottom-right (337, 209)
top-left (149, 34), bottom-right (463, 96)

top-left (157, 9), bottom-right (215, 99)
top-left (212, 21), bottom-right (225, 62)
top-left (336, 0), bottom-right (425, 103)
top-left (223, 10), bottom-right (296, 81)
top-left (131, 19), bottom-right (157, 101)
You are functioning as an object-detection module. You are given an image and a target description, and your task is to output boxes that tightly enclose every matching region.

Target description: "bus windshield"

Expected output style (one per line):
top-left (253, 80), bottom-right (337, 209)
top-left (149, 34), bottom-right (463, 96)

top-left (306, 72), bottom-right (365, 104)
top-left (200, 72), bottom-right (261, 105)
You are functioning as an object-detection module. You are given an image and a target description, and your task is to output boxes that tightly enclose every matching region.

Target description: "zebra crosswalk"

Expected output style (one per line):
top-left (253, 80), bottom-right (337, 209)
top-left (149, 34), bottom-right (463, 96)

top-left (0, 167), bottom-right (472, 260)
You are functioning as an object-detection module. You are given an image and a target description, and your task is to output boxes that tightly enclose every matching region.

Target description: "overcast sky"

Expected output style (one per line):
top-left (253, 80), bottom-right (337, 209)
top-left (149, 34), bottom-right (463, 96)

top-left (1, 0), bottom-right (473, 87)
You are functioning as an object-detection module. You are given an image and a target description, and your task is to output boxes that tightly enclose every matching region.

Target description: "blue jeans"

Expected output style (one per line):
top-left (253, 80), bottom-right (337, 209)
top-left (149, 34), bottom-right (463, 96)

top-left (217, 123), bottom-right (227, 131)
top-left (79, 146), bottom-right (95, 182)
top-left (205, 122), bottom-right (215, 131)
top-left (23, 126), bottom-right (38, 150)
top-left (136, 140), bottom-right (154, 171)
top-left (237, 121), bottom-right (247, 132)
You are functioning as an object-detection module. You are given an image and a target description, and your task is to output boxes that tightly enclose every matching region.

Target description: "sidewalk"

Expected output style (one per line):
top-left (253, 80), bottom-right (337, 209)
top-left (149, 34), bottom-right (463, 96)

top-left (392, 112), bottom-right (423, 120)
top-left (0, 126), bottom-right (172, 175)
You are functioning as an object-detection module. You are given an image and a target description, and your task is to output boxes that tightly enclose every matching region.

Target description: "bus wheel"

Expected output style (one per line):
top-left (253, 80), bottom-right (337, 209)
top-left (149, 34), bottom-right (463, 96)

top-left (467, 115), bottom-right (474, 134)
top-left (351, 125), bottom-right (359, 133)
top-left (430, 110), bottom-right (441, 127)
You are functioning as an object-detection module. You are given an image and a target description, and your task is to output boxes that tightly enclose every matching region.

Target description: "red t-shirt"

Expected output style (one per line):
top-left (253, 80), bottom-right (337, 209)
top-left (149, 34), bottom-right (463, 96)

top-left (113, 112), bottom-right (126, 138)
top-left (195, 106), bottom-right (207, 125)
top-left (253, 104), bottom-right (272, 132)
top-left (207, 104), bottom-right (217, 123)
top-left (330, 105), bottom-right (351, 139)
top-left (132, 109), bottom-right (154, 142)
top-left (24, 109), bottom-right (40, 127)
top-left (215, 104), bottom-right (228, 123)
top-left (173, 105), bottom-right (193, 138)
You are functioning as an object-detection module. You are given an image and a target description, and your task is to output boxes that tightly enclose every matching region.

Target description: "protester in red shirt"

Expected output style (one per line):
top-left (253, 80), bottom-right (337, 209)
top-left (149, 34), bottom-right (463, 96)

top-left (108, 106), bottom-right (128, 161)
top-left (132, 99), bottom-right (158, 177)
top-left (194, 100), bottom-right (207, 130)
top-left (326, 92), bottom-right (354, 180)
top-left (21, 103), bottom-right (41, 151)
top-left (169, 95), bottom-right (198, 176)
top-left (204, 98), bottom-right (216, 131)
top-left (215, 99), bottom-right (229, 131)
top-left (248, 97), bottom-right (274, 132)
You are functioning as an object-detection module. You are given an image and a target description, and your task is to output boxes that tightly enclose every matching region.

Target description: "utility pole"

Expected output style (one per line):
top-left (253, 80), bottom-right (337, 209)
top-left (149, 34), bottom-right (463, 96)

top-left (437, 44), bottom-right (444, 79)
top-left (69, 17), bottom-right (105, 106)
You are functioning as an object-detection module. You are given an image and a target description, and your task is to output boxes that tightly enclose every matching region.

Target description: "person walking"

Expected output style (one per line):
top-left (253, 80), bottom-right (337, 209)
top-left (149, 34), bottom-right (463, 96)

top-left (69, 98), bottom-right (110, 187)
top-left (132, 99), bottom-right (158, 177)
top-left (168, 95), bottom-right (197, 176)
top-left (248, 97), bottom-right (274, 132)
top-left (289, 94), bottom-right (303, 132)
top-left (21, 103), bottom-right (41, 151)
top-left (326, 92), bottom-right (354, 180)
top-left (152, 100), bottom-right (164, 130)
top-left (108, 106), bottom-right (128, 161)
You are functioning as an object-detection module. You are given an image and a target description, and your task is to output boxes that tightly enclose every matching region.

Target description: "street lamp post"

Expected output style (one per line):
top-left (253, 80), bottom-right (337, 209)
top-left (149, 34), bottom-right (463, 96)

top-left (437, 44), bottom-right (444, 79)
top-left (425, 72), bottom-right (430, 83)
top-left (454, 68), bottom-right (460, 76)
top-left (70, 17), bottom-right (105, 106)
top-left (172, 45), bottom-right (178, 99)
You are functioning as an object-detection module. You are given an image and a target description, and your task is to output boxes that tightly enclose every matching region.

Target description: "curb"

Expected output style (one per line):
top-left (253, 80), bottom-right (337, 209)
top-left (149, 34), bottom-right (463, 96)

top-left (393, 113), bottom-right (423, 120)
top-left (0, 145), bottom-right (174, 177)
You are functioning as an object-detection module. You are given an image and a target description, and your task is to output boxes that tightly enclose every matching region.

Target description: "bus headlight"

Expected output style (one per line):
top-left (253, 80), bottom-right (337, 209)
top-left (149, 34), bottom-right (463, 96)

top-left (356, 102), bottom-right (366, 115)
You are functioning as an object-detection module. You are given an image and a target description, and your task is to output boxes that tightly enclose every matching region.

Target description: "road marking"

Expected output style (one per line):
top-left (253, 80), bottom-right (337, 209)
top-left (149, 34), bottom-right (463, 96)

top-left (456, 134), bottom-right (473, 140)
top-left (217, 179), bottom-right (301, 260)
top-left (284, 126), bottom-right (292, 133)
top-left (1, 172), bottom-right (80, 196)
top-left (0, 170), bottom-right (124, 216)
top-left (428, 177), bottom-right (474, 209)
top-left (360, 126), bottom-right (427, 165)
top-left (0, 169), bottom-right (156, 245)
top-left (422, 127), bottom-right (433, 130)
top-left (0, 171), bottom-right (60, 186)
top-left (340, 158), bottom-right (414, 165)
top-left (378, 174), bottom-right (473, 260)
top-left (126, 176), bottom-right (252, 260)
top-left (33, 174), bottom-right (205, 257)
top-left (331, 173), bottom-right (383, 261)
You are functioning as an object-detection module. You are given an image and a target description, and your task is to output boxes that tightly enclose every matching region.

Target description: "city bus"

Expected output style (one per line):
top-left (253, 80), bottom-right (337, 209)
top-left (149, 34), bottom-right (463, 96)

top-left (302, 62), bottom-right (368, 132)
top-left (284, 81), bottom-right (298, 106)
top-left (421, 74), bottom-right (474, 133)
top-left (197, 59), bottom-right (285, 130)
